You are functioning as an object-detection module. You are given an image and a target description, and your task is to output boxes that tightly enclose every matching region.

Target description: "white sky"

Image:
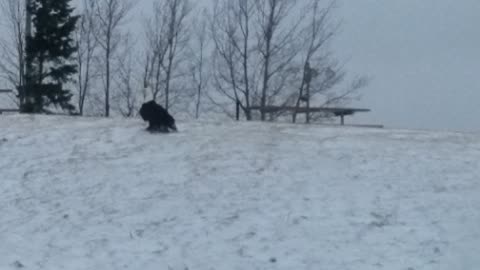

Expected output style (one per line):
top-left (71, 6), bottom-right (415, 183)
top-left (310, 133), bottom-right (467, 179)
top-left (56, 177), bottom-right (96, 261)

top-left (333, 0), bottom-right (480, 132)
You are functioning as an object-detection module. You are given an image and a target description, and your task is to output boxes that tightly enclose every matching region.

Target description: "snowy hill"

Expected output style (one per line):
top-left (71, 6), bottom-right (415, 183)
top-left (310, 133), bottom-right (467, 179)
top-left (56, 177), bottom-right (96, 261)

top-left (1, 115), bottom-right (479, 270)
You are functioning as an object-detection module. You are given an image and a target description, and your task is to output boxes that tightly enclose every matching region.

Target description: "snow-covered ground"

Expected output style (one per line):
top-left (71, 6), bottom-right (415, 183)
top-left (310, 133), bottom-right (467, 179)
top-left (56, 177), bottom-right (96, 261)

top-left (0, 115), bottom-right (479, 270)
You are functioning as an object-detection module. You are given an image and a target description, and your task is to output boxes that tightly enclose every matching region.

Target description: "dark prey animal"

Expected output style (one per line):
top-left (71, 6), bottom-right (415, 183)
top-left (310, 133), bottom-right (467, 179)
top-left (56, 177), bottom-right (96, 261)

top-left (139, 100), bottom-right (178, 132)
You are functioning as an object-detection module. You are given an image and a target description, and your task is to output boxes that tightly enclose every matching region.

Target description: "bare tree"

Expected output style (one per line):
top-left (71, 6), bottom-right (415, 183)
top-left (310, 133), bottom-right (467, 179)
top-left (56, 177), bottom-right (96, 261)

top-left (255, 0), bottom-right (300, 121)
top-left (209, 0), bottom-right (367, 122)
top-left (75, 0), bottom-right (98, 115)
top-left (0, 0), bottom-right (26, 106)
top-left (163, 0), bottom-right (190, 111)
top-left (93, 0), bottom-right (132, 117)
top-left (188, 9), bottom-right (210, 119)
top-left (141, 52), bottom-right (152, 102)
top-left (210, 0), bottom-right (302, 121)
top-left (291, 0), bottom-right (369, 123)
top-left (142, 0), bottom-right (191, 112)
top-left (210, 0), bottom-right (258, 120)
top-left (235, 0), bottom-right (256, 120)
top-left (113, 34), bottom-right (139, 117)
top-left (143, 2), bottom-right (169, 102)
top-left (291, 0), bottom-right (337, 123)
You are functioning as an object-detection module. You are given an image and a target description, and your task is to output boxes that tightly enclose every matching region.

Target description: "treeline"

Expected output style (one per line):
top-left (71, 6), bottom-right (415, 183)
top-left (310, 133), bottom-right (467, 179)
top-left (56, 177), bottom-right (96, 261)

top-left (0, 0), bottom-right (367, 121)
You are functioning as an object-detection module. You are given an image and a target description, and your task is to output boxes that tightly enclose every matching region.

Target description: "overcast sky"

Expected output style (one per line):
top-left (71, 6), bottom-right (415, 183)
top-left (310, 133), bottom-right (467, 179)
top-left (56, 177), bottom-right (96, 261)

top-left (332, 0), bottom-right (480, 132)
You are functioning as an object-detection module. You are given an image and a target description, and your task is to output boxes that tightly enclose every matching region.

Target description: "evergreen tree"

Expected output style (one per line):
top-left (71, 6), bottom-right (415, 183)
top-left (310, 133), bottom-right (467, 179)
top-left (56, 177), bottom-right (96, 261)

top-left (23, 0), bottom-right (79, 113)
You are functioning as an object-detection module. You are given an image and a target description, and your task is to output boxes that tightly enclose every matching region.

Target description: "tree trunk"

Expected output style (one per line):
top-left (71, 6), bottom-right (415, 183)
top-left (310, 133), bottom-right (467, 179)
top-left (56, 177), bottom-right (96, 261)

top-left (243, 15), bottom-right (251, 121)
top-left (165, 58), bottom-right (172, 110)
top-left (305, 81), bottom-right (311, 123)
top-left (261, 45), bottom-right (270, 121)
top-left (195, 84), bottom-right (201, 119)
top-left (260, 4), bottom-right (275, 121)
top-left (105, 36), bottom-right (111, 117)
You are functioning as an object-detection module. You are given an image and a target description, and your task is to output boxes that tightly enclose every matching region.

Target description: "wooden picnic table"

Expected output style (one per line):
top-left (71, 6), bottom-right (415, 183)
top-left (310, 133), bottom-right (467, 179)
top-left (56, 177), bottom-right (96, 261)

top-left (246, 106), bottom-right (371, 125)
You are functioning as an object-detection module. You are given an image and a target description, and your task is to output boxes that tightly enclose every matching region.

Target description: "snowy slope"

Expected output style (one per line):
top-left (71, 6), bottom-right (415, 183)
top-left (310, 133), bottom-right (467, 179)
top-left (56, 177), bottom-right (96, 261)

top-left (0, 115), bottom-right (479, 270)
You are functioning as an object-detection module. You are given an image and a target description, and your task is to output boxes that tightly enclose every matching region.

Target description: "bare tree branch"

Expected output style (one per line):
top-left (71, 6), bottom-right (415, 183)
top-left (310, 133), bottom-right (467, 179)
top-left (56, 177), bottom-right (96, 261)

top-left (0, 0), bottom-right (26, 106)
top-left (187, 9), bottom-right (210, 119)
top-left (142, 0), bottom-right (191, 112)
top-left (93, 0), bottom-right (133, 117)
top-left (210, 0), bottom-right (258, 120)
top-left (74, 0), bottom-right (99, 115)
top-left (113, 34), bottom-right (140, 117)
